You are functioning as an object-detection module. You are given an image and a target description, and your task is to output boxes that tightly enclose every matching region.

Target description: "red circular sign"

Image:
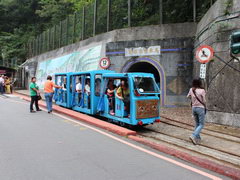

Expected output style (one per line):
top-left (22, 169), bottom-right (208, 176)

top-left (196, 45), bottom-right (214, 64)
top-left (99, 57), bottom-right (111, 69)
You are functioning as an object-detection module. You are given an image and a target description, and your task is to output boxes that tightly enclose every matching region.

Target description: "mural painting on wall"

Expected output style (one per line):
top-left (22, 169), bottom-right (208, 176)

top-left (36, 45), bottom-right (102, 89)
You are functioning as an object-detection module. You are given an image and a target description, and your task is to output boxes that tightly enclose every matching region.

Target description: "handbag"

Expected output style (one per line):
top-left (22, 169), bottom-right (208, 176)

top-left (38, 95), bottom-right (42, 101)
top-left (192, 89), bottom-right (207, 114)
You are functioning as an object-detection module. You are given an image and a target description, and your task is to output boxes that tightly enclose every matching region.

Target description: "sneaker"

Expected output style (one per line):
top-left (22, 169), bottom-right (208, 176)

top-left (189, 135), bottom-right (197, 145)
top-left (37, 109), bottom-right (42, 111)
top-left (110, 110), bottom-right (115, 116)
top-left (196, 138), bottom-right (201, 144)
top-left (30, 110), bottom-right (36, 113)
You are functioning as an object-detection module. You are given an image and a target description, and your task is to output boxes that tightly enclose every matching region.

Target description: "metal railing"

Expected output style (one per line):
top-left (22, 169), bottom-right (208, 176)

top-left (0, 59), bottom-right (20, 70)
top-left (26, 0), bottom-right (217, 58)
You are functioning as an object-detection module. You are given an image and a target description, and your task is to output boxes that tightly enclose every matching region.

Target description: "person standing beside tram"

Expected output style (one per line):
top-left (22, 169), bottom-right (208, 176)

top-left (187, 79), bottom-right (207, 145)
top-left (44, 75), bottom-right (62, 113)
top-left (29, 77), bottom-right (41, 113)
top-left (0, 75), bottom-right (4, 94)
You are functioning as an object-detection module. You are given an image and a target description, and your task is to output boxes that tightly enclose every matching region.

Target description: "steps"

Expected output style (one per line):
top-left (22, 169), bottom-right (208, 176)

top-left (138, 118), bottom-right (240, 170)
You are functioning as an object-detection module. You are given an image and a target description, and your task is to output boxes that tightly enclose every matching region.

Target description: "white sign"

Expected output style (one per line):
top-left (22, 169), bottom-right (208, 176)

top-left (200, 64), bottom-right (207, 79)
top-left (125, 46), bottom-right (161, 57)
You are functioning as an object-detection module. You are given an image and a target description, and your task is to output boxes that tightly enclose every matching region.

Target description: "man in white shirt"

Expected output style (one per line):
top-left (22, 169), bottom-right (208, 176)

top-left (76, 78), bottom-right (82, 104)
top-left (0, 75), bottom-right (5, 94)
top-left (76, 78), bottom-right (82, 93)
top-left (85, 79), bottom-right (91, 95)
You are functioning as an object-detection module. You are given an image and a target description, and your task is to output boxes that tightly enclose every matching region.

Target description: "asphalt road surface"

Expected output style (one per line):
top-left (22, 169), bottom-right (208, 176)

top-left (0, 94), bottom-right (228, 180)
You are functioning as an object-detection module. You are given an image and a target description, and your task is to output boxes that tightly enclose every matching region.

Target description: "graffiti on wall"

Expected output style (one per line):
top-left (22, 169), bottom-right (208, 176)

top-left (36, 45), bottom-right (102, 89)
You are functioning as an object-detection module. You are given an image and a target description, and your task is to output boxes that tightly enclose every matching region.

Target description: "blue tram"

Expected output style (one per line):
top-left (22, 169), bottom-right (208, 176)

top-left (54, 70), bottom-right (161, 126)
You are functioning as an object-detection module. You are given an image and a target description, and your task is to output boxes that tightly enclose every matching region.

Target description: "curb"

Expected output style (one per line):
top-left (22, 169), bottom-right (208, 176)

top-left (14, 92), bottom-right (240, 179)
top-left (14, 92), bottom-right (136, 137)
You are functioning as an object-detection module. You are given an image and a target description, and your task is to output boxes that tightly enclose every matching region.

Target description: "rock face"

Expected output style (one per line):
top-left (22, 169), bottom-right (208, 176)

top-left (194, 0), bottom-right (240, 127)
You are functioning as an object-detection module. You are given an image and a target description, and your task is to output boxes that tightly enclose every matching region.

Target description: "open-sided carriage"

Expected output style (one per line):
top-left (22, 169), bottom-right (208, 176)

top-left (54, 70), bottom-right (161, 126)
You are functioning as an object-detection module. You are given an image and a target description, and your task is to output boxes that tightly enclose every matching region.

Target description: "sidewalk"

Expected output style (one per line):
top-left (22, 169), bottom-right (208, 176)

top-left (14, 90), bottom-right (240, 179)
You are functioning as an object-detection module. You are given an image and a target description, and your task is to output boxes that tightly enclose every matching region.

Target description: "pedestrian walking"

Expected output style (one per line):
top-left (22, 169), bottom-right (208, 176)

top-left (44, 75), bottom-right (62, 113)
top-left (0, 75), bottom-right (4, 94)
top-left (4, 77), bottom-right (11, 94)
top-left (29, 77), bottom-right (41, 113)
top-left (187, 79), bottom-right (206, 145)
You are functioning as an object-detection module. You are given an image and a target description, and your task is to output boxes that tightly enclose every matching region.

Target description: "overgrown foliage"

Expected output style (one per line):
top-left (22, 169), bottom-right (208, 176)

top-left (0, 0), bottom-right (217, 65)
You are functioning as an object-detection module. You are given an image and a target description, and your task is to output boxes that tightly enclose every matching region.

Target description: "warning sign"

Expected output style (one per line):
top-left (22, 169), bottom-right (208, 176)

top-left (196, 45), bottom-right (214, 64)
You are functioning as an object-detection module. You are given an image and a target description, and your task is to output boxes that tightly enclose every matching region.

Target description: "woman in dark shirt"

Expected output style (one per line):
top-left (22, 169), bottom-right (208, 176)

top-left (106, 79), bottom-right (116, 115)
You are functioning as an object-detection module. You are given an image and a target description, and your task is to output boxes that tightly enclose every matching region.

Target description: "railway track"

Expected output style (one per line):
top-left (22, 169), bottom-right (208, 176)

top-left (136, 118), bottom-right (240, 169)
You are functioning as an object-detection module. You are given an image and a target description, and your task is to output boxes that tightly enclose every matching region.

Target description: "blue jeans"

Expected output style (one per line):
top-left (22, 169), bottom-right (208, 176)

top-left (0, 84), bottom-right (4, 94)
top-left (192, 107), bottom-right (205, 139)
top-left (45, 93), bottom-right (53, 112)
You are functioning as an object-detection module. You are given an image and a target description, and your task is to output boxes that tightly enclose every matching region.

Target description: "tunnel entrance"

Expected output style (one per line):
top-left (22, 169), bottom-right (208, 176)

top-left (127, 62), bottom-right (160, 86)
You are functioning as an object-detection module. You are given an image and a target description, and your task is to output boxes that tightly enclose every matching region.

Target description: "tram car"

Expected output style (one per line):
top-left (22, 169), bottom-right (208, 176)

top-left (54, 70), bottom-right (161, 126)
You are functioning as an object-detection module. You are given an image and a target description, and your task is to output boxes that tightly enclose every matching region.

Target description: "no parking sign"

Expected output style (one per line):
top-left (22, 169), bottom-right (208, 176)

top-left (196, 45), bottom-right (214, 79)
top-left (196, 45), bottom-right (214, 64)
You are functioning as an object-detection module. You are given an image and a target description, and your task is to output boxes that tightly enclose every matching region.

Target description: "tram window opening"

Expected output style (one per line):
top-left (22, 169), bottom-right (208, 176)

top-left (95, 74), bottom-right (102, 96)
top-left (85, 77), bottom-right (91, 95)
top-left (134, 77), bottom-right (158, 93)
top-left (75, 75), bottom-right (83, 93)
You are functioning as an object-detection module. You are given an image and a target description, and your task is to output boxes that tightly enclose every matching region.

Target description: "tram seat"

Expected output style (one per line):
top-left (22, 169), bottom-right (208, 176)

top-left (104, 95), bottom-right (109, 113)
top-left (83, 93), bottom-right (90, 108)
top-left (115, 97), bottom-right (127, 117)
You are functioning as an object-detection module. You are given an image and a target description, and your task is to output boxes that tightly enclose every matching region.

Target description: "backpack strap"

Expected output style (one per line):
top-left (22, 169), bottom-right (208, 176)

top-left (192, 88), bottom-right (206, 108)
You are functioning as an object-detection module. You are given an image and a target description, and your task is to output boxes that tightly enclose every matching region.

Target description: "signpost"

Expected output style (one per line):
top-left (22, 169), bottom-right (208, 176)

top-left (199, 64), bottom-right (206, 79)
top-left (196, 45), bottom-right (214, 79)
top-left (99, 57), bottom-right (111, 69)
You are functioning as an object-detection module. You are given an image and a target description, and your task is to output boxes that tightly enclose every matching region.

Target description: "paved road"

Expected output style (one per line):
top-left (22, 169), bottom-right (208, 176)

top-left (0, 95), bottom-right (227, 180)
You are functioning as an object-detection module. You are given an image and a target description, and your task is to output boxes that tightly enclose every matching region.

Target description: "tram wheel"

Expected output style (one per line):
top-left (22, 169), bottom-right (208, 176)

top-left (119, 122), bottom-right (125, 127)
top-left (107, 118), bottom-right (113, 123)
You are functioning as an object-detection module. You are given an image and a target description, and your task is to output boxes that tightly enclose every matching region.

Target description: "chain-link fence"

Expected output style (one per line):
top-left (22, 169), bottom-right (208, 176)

top-left (26, 0), bottom-right (217, 58)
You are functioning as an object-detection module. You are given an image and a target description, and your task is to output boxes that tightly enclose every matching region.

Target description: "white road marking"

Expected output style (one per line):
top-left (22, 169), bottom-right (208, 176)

top-left (4, 96), bottom-right (222, 180)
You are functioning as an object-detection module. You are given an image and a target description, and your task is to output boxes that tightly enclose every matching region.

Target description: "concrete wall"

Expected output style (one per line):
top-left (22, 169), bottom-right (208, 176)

top-left (24, 22), bottom-right (196, 107)
top-left (22, 0), bottom-right (240, 127)
top-left (106, 38), bottom-right (194, 106)
top-left (194, 0), bottom-right (240, 127)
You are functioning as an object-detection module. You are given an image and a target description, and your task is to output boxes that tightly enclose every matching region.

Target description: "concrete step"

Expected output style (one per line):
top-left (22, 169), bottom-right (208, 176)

top-left (139, 132), bottom-right (240, 169)
top-left (161, 118), bottom-right (240, 143)
top-left (144, 121), bottom-right (240, 158)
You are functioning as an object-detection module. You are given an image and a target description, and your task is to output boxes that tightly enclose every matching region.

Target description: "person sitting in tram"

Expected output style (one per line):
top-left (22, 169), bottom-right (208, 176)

top-left (62, 77), bottom-right (67, 90)
top-left (95, 78), bottom-right (101, 96)
top-left (106, 79), bottom-right (116, 115)
top-left (85, 78), bottom-right (91, 108)
top-left (85, 78), bottom-right (90, 95)
top-left (115, 79), bottom-right (130, 116)
top-left (76, 77), bottom-right (82, 103)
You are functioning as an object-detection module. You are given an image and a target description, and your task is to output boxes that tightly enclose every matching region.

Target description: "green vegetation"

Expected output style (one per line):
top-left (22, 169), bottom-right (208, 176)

top-left (0, 0), bottom-right (217, 66)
